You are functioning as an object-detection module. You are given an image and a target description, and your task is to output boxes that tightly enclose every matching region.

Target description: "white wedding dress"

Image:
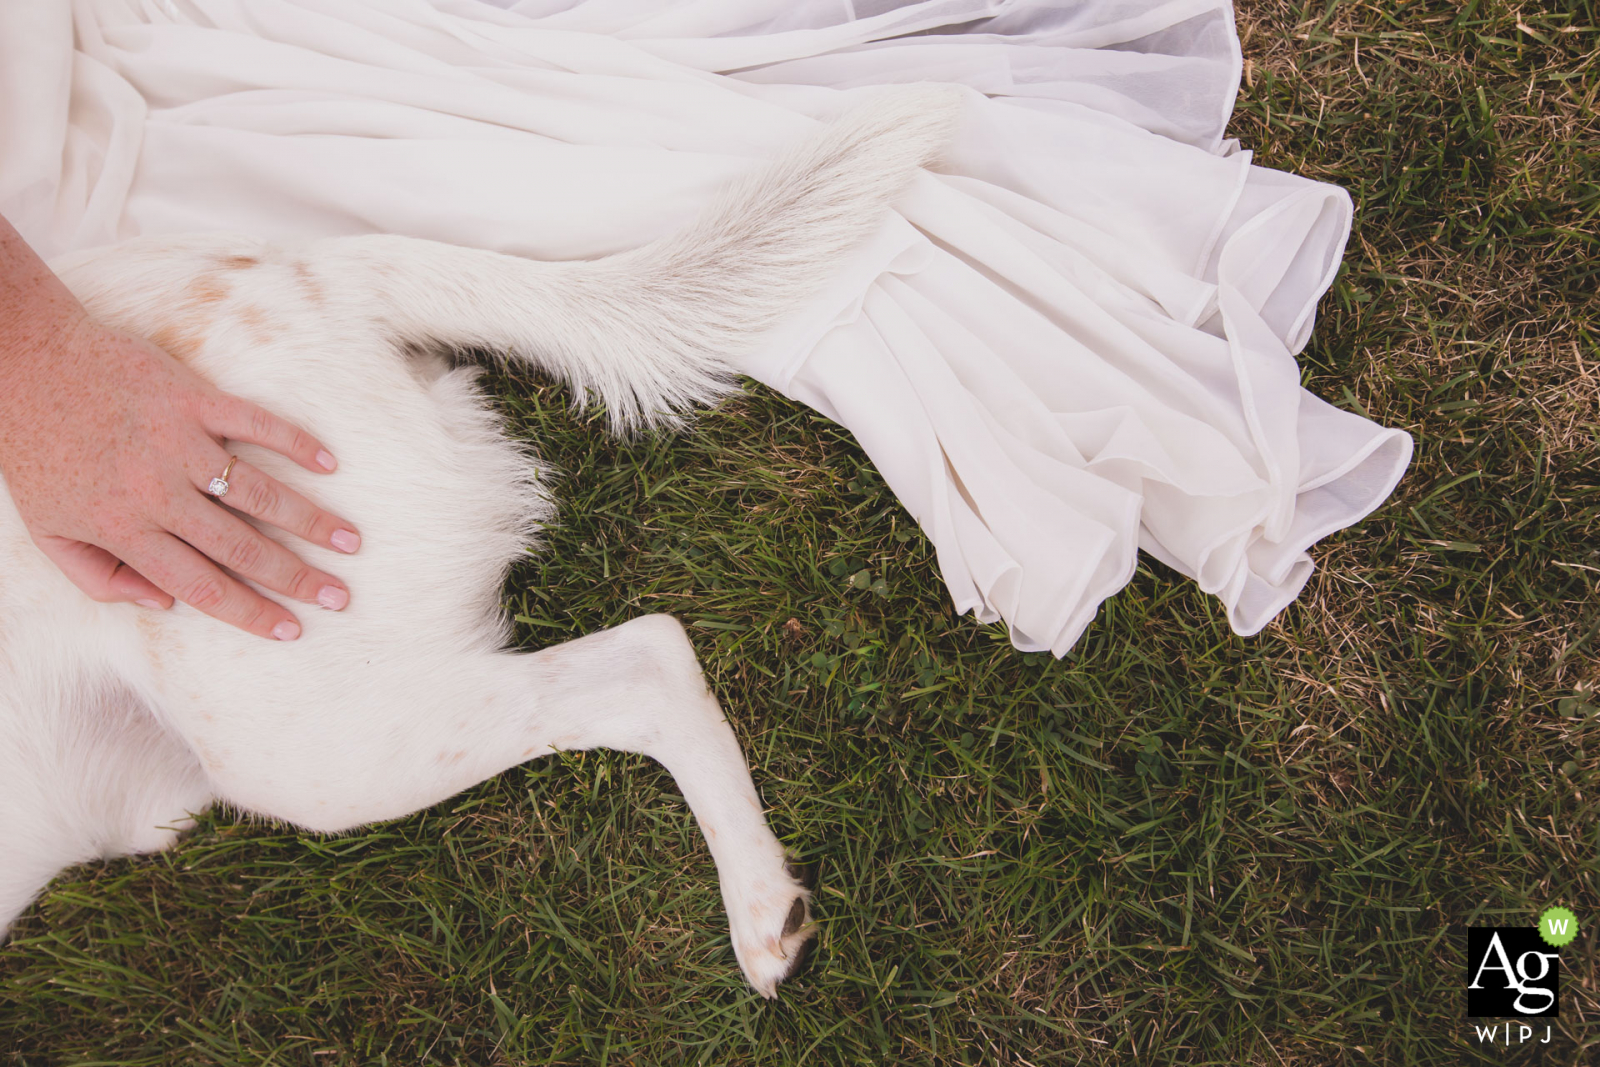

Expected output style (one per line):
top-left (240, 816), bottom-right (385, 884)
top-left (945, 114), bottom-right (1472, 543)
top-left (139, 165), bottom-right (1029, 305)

top-left (0, 0), bottom-right (1412, 655)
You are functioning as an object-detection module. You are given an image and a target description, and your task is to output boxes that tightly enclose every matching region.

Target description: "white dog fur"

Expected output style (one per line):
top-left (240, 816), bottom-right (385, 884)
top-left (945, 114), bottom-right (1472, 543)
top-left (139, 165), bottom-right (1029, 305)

top-left (0, 88), bottom-right (961, 997)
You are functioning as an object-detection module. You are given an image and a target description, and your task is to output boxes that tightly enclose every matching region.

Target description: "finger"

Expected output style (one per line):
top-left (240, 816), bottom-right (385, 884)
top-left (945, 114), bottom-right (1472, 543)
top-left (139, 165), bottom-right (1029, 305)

top-left (196, 455), bottom-right (361, 554)
top-left (172, 499), bottom-right (351, 612)
top-left (204, 394), bottom-right (338, 473)
top-left (129, 531), bottom-right (303, 641)
top-left (36, 536), bottom-right (174, 608)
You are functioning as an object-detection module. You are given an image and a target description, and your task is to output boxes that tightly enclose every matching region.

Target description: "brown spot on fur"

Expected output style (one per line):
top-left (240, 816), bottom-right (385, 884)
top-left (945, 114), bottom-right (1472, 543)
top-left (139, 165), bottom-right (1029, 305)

top-left (236, 304), bottom-right (277, 346)
top-left (141, 266), bottom-right (242, 360)
top-left (219, 254), bottom-right (259, 269)
top-left (134, 612), bottom-right (164, 676)
top-left (437, 750), bottom-right (466, 766)
top-left (188, 274), bottom-right (231, 306)
top-left (132, 606), bottom-right (188, 698)
top-left (293, 261), bottom-right (326, 305)
top-left (147, 320), bottom-right (209, 363)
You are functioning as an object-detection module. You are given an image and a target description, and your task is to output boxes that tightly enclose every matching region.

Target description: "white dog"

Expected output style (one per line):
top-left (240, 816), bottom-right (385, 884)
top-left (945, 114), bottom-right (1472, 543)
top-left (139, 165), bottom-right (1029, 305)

top-left (0, 89), bottom-right (959, 997)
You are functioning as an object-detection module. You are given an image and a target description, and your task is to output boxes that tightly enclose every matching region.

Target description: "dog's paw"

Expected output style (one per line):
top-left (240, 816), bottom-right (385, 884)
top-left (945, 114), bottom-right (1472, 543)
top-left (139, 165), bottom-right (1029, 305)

top-left (727, 860), bottom-right (817, 999)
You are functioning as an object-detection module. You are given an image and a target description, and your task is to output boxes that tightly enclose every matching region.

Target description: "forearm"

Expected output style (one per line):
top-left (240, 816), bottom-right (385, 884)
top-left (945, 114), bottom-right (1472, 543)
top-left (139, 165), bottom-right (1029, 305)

top-left (0, 214), bottom-right (90, 388)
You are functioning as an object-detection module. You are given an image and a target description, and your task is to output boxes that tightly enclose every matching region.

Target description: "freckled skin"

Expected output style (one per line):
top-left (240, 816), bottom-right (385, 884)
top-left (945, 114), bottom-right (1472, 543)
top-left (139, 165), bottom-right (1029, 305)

top-left (0, 215), bottom-right (360, 641)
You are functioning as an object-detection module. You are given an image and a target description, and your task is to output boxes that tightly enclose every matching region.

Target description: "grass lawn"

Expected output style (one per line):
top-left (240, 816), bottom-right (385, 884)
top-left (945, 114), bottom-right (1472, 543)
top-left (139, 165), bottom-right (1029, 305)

top-left (3, 1), bottom-right (1597, 1063)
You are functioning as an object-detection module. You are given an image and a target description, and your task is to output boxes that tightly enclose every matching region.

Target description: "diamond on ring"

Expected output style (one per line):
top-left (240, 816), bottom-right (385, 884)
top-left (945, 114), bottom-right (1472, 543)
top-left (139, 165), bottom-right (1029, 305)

top-left (208, 455), bottom-right (240, 499)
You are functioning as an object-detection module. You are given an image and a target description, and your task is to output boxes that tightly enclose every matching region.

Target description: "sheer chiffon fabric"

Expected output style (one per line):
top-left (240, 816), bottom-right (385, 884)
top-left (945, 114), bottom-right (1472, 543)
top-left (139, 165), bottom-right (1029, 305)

top-left (0, 0), bottom-right (1412, 654)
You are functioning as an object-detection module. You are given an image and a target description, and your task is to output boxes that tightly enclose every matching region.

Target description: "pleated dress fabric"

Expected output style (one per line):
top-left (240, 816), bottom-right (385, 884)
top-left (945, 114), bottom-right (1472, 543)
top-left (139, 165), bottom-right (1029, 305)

top-left (0, 0), bottom-right (1413, 655)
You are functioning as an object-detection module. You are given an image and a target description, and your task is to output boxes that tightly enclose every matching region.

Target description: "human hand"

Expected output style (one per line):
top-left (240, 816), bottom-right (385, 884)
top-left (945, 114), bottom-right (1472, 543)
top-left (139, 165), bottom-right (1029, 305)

top-left (0, 219), bottom-right (358, 641)
top-left (0, 318), bottom-right (360, 641)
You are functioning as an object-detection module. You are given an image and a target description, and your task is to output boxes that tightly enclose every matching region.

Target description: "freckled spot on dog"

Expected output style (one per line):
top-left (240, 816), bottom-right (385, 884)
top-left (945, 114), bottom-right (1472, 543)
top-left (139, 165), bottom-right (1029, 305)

top-left (134, 612), bottom-right (167, 677)
top-left (219, 254), bottom-right (259, 270)
top-left (188, 274), bottom-right (231, 306)
top-left (148, 320), bottom-right (209, 364)
top-left (437, 750), bottom-right (466, 766)
top-left (236, 304), bottom-right (278, 346)
top-left (134, 611), bottom-right (159, 643)
top-left (293, 261), bottom-right (326, 305)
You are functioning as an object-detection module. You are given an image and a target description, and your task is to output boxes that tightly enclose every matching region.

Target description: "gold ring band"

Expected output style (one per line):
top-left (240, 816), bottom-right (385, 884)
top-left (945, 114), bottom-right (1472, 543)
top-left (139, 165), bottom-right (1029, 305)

top-left (207, 455), bottom-right (240, 499)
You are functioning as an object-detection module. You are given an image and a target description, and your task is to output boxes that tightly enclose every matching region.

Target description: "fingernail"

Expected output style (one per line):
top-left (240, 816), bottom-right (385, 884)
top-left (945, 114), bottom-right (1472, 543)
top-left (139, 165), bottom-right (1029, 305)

top-left (330, 529), bottom-right (360, 553)
top-left (316, 449), bottom-right (337, 472)
top-left (136, 598), bottom-right (163, 610)
top-left (272, 619), bottom-right (301, 641)
top-left (317, 585), bottom-right (349, 611)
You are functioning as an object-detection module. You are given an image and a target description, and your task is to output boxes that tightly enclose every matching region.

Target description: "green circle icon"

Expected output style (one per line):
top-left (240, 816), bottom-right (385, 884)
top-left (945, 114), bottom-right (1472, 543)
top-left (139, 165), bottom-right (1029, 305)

top-left (1539, 906), bottom-right (1578, 948)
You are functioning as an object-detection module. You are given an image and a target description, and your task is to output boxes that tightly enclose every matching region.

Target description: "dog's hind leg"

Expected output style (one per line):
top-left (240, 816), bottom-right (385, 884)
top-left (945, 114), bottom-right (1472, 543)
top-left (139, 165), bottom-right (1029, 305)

top-left (509, 615), bottom-right (816, 998)
top-left (193, 615), bottom-right (812, 998)
top-left (0, 678), bottom-right (212, 941)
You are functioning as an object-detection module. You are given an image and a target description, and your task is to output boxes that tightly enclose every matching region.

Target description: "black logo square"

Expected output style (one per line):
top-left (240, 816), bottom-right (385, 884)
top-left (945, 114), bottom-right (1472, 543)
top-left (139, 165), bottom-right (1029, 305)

top-left (1466, 928), bottom-right (1559, 1018)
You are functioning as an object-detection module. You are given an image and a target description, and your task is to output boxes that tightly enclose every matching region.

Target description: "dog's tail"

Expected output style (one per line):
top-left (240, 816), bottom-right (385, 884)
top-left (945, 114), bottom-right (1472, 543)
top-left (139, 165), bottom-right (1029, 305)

top-left (321, 86), bottom-right (962, 431)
